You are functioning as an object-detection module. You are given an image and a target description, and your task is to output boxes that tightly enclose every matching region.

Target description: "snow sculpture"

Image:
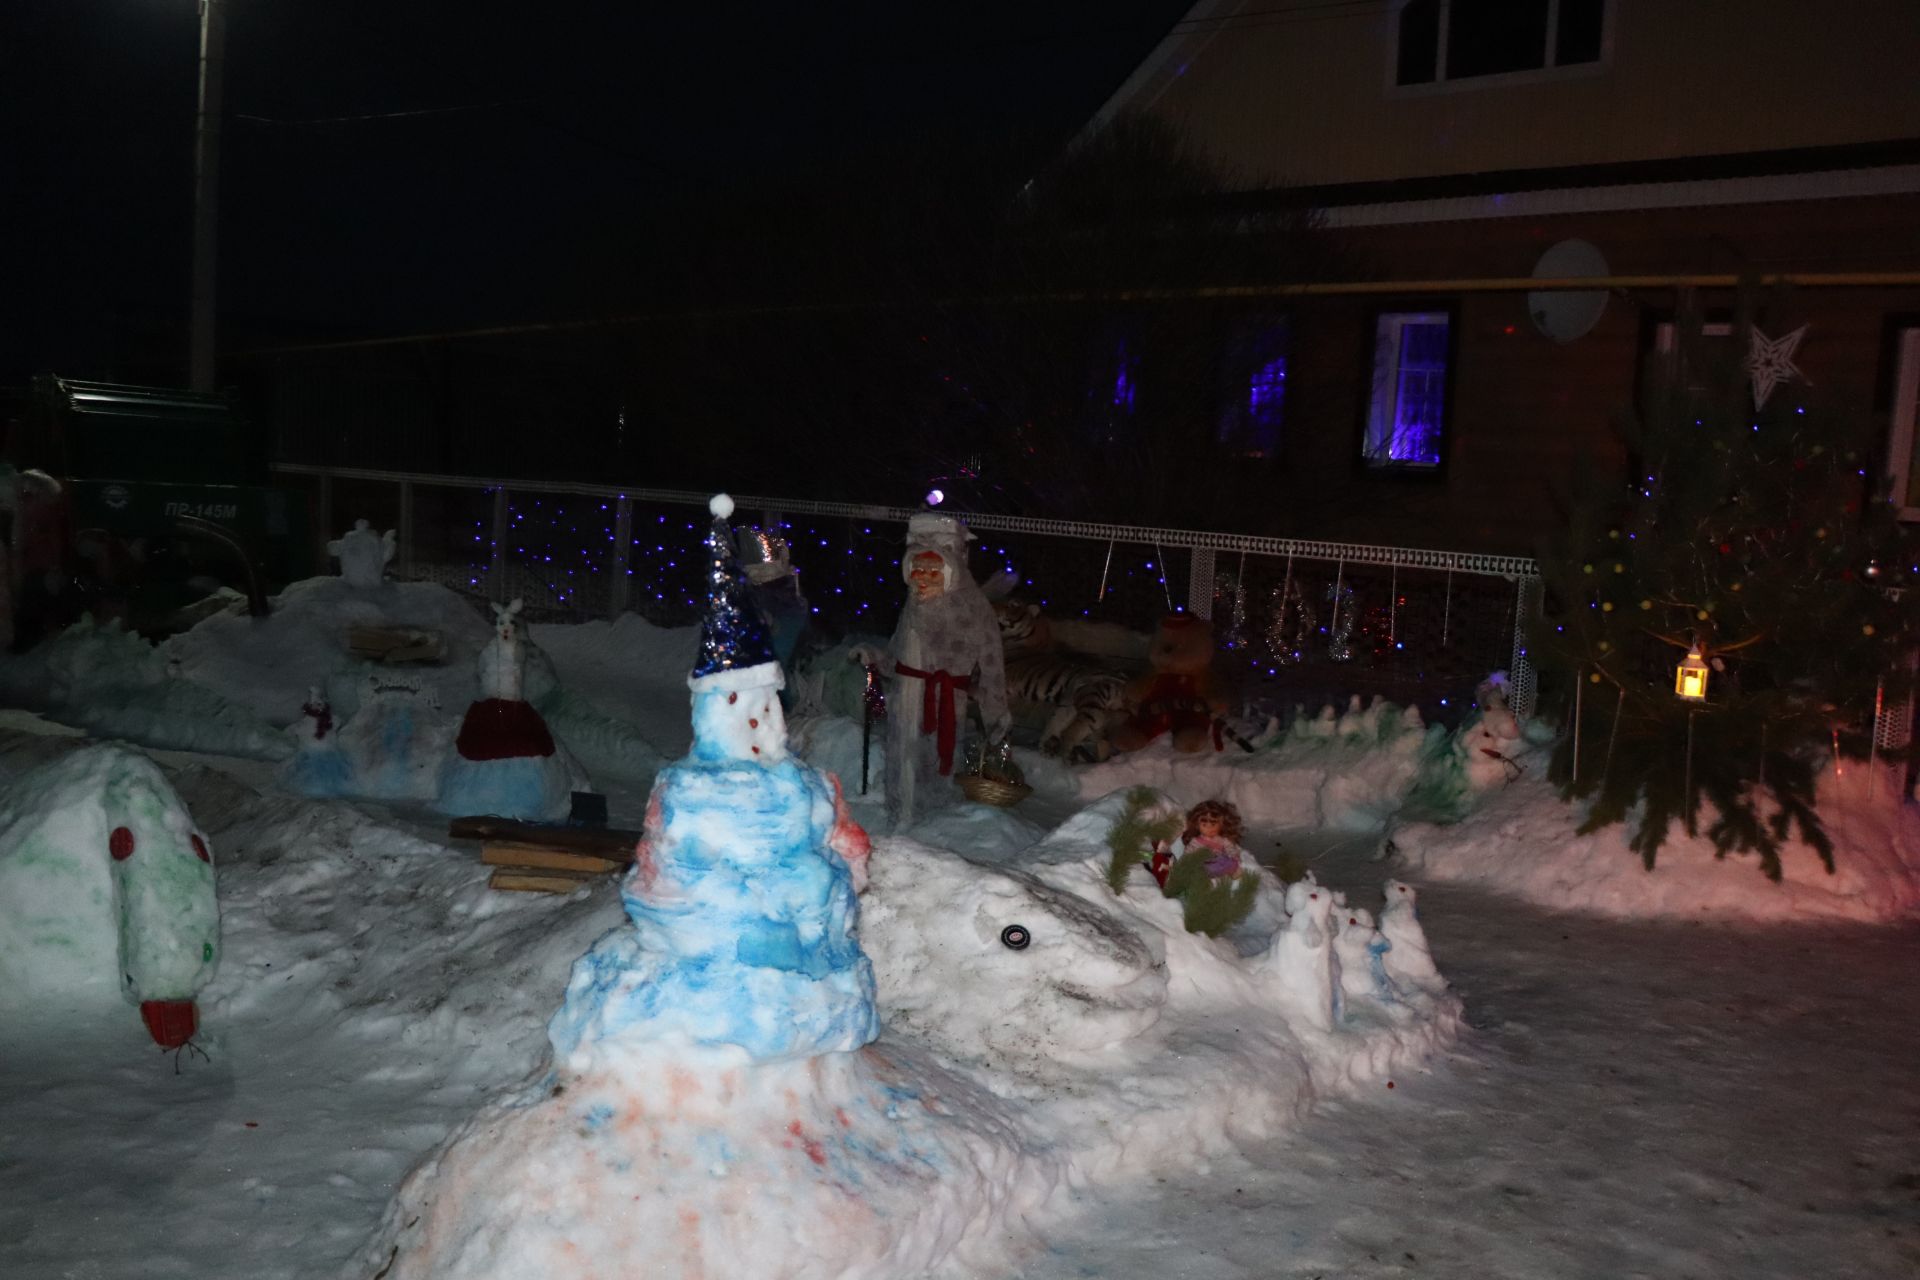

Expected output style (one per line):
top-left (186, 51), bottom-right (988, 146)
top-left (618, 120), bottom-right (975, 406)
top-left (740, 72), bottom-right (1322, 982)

top-left (1333, 904), bottom-right (1399, 1005)
top-left (876, 507), bottom-right (1011, 831)
top-left (0, 744), bottom-right (218, 1048)
top-left (1379, 879), bottom-right (1447, 995)
top-left (1459, 671), bottom-right (1526, 791)
top-left (364, 495), bottom-right (1052, 1280)
top-left (1261, 875), bottom-right (1343, 1031)
top-left (327, 518), bottom-right (396, 589)
top-left (436, 598), bottom-right (573, 820)
top-left (282, 686), bottom-right (352, 796)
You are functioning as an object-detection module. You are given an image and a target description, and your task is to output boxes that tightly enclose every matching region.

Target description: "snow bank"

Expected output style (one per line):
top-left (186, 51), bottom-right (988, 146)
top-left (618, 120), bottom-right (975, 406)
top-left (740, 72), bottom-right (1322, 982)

top-left (1078, 697), bottom-right (1447, 833)
top-left (1395, 764), bottom-right (1920, 924)
top-left (0, 618), bottom-right (291, 760)
top-left (166, 576), bottom-right (495, 725)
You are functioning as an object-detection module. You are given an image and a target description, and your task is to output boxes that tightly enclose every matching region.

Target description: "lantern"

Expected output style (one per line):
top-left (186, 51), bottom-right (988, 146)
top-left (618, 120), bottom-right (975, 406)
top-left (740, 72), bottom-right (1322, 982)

top-left (1675, 646), bottom-right (1710, 701)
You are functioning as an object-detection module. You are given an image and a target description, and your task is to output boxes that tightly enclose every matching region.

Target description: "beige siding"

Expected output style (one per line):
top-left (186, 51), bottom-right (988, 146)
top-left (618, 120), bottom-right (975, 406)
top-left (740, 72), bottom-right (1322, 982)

top-left (1133, 0), bottom-right (1920, 187)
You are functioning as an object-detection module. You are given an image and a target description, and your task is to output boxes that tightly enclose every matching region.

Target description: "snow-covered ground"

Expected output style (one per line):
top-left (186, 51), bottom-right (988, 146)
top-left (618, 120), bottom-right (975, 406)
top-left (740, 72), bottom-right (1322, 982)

top-left (1, 575), bottom-right (1917, 1278)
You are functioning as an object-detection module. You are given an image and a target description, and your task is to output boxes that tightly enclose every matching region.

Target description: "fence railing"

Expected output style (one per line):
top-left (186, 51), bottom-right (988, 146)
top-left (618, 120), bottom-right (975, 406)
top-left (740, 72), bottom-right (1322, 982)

top-left (273, 462), bottom-right (1546, 722)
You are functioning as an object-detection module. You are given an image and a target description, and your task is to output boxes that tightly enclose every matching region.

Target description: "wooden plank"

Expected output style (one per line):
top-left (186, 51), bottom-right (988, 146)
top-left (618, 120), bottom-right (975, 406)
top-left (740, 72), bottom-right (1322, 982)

top-left (489, 868), bottom-right (600, 894)
top-left (481, 844), bottom-right (623, 875)
top-left (449, 816), bottom-right (642, 856)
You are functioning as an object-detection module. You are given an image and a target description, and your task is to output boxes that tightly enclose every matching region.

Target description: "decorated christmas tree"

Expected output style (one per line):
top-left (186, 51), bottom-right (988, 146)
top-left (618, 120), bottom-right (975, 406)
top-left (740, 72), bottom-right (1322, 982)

top-left (1533, 293), bottom-right (1920, 876)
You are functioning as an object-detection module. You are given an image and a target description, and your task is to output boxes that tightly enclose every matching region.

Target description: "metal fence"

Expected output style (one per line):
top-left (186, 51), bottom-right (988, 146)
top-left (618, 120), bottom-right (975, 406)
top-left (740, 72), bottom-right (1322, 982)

top-left (273, 462), bottom-right (1545, 724)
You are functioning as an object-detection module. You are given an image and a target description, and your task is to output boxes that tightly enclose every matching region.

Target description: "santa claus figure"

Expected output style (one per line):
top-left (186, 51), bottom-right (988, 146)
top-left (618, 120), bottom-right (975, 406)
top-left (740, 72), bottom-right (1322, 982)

top-left (875, 507), bottom-right (1009, 832)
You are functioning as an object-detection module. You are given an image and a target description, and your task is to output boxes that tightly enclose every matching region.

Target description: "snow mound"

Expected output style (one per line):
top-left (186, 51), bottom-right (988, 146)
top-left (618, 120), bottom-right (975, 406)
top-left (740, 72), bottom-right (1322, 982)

top-left (1079, 696), bottom-right (1446, 832)
top-left (1395, 766), bottom-right (1920, 923)
top-left (363, 1043), bottom-right (1058, 1280)
top-left (167, 575), bottom-right (497, 725)
top-left (0, 618), bottom-right (291, 760)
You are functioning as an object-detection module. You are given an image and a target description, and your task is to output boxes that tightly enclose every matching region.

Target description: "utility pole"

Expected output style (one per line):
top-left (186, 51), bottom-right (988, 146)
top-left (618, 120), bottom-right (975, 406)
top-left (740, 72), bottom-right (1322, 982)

top-left (189, 0), bottom-right (225, 391)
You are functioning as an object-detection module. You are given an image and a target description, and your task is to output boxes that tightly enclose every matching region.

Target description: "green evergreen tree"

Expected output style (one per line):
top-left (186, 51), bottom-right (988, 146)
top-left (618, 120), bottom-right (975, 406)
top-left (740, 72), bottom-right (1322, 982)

top-left (1532, 293), bottom-right (1920, 877)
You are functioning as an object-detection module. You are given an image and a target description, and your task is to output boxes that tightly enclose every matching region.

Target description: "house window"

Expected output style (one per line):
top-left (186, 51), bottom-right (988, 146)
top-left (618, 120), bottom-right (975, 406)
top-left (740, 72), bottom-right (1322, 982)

top-left (1364, 311), bottom-right (1450, 468)
top-left (1884, 327), bottom-right (1920, 519)
top-left (1650, 318), bottom-right (1734, 393)
top-left (1217, 321), bottom-right (1288, 458)
top-left (1396, 0), bottom-right (1607, 87)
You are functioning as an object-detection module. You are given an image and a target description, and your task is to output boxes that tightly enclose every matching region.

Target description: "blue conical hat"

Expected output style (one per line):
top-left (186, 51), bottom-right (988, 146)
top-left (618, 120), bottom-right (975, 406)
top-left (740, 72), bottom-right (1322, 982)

top-left (690, 494), bottom-right (782, 691)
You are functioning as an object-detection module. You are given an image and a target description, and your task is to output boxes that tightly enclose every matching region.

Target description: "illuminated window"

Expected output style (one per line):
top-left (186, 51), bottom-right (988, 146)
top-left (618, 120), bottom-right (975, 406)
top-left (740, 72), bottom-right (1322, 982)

top-left (1396, 0), bottom-right (1607, 87)
top-left (1217, 321), bottom-right (1288, 458)
top-left (1363, 311), bottom-right (1450, 468)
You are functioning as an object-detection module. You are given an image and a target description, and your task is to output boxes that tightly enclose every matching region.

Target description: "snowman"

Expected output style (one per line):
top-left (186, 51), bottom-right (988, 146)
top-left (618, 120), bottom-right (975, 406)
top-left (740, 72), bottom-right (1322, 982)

top-left (1259, 873), bottom-right (1343, 1031)
top-left (327, 519), bottom-right (397, 590)
top-left (0, 744), bottom-right (219, 1049)
top-left (365, 499), bottom-right (1061, 1280)
top-left (1460, 670), bottom-right (1526, 790)
top-left (283, 686), bottom-right (353, 797)
top-left (436, 598), bottom-right (577, 820)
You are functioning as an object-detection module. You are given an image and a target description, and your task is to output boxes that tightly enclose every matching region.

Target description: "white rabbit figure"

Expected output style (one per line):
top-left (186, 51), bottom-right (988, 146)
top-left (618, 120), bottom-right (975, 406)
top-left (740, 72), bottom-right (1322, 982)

top-left (1263, 873), bottom-right (1343, 1031)
top-left (477, 598), bottom-right (527, 702)
top-left (1379, 879), bottom-right (1447, 994)
top-left (327, 519), bottom-right (397, 589)
top-left (1332, 904), bottom-right (1400, 1005)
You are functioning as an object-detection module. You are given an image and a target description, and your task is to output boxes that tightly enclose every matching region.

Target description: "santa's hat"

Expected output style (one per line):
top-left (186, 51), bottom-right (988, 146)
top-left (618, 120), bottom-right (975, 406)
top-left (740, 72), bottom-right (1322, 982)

top-left (902, 508), bottom-right (974, 593)
top-left (690, 494), bottom-right (783, 692)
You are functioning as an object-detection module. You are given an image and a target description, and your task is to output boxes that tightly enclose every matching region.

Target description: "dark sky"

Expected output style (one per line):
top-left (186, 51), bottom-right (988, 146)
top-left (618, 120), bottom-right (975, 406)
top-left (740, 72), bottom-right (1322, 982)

top-left (4, 0), bottom-right (1192, 383)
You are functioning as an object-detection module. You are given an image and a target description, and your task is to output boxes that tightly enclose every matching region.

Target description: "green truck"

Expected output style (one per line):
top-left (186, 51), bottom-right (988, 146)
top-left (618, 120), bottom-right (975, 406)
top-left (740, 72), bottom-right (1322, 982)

top-left (7, 377), bottom-right (311, 632)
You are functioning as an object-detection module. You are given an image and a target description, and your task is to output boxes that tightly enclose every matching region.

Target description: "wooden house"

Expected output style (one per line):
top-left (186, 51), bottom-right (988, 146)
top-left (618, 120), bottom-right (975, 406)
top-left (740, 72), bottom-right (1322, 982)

top-left (1086, 0), bottom-right (1920, 554)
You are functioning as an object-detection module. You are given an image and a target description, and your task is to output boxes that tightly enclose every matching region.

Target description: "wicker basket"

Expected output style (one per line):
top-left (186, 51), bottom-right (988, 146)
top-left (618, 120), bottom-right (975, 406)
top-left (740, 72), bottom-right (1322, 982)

top-left (957, 774), bottom-right (1033, 807)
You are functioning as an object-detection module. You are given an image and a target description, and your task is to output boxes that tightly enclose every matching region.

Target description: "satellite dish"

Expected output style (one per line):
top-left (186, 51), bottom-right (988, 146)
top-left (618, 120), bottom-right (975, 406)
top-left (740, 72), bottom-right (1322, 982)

top-left (1528, 238), bottom-right (1609, 343)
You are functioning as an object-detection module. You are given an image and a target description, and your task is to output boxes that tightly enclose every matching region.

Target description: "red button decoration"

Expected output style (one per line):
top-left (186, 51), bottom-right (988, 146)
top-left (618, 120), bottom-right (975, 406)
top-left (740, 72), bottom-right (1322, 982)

top-left (110, 826), bottom-right (135, 861)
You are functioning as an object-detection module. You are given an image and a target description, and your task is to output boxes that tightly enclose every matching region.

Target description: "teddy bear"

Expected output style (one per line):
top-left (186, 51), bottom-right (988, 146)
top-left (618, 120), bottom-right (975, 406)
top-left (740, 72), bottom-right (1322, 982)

top-left (1111, 613), bottom-right (1224, 754)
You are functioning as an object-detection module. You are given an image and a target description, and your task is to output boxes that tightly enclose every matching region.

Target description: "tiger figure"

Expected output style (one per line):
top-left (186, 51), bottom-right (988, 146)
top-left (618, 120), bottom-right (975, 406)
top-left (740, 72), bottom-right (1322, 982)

top-left (993, 599), bottom-right (1133, 763)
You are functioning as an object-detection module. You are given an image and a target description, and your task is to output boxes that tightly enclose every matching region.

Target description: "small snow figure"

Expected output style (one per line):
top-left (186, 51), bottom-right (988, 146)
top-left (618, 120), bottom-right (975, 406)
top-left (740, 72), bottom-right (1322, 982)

top-left (1460, 671), bottom-right (1526, 790)
top-left (1333, 905), bottom-right (1400, 1005)
top-left (437, 597), bottom-right (573, 820)
top-left (327, 518), bottom-right (396, 589)
top-left (0, 744), bottom-right (219, 1049)
top-left (1261, 874), bottom-right (1342, 1030)
top-left (283, 686), bottom-right (352, 797)
top-left (1378, 879), bottom-right (1447, 994)
top-left (875, 507), bottom-right (1010, 832)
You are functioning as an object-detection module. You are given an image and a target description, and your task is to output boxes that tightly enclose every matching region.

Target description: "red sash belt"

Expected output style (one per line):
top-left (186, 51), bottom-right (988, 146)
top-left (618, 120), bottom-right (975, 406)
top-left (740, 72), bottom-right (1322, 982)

top-left (894, 662), bottom-right (971, 776)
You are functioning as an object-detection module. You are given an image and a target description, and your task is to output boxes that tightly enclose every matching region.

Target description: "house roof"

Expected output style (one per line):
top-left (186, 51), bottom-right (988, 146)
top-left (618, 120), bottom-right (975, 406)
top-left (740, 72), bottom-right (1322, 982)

top-left (1232, 137), bottom-right (1920, 227)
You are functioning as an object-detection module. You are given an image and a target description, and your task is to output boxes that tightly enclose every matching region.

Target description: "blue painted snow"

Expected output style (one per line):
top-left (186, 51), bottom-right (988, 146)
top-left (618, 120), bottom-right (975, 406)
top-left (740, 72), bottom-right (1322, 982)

top-left (549, 751), bottom-right (878, 1065)
top-left (283, 746), bottom-right (352, 798)
top-left (436, 753), bottom-right (570, 821)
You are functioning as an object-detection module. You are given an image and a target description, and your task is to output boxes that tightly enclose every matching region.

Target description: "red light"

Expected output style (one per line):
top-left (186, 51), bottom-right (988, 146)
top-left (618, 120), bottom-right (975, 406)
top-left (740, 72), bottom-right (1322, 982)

top-left (1503, 324), bottom-right (1516, 335)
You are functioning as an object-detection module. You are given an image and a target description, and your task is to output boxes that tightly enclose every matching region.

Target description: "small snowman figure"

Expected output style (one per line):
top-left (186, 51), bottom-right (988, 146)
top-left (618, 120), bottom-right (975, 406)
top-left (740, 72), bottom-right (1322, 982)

top-left (328, 519), bottom-right (396, 589)
top-left (283, 686), bottom-right (352, 797)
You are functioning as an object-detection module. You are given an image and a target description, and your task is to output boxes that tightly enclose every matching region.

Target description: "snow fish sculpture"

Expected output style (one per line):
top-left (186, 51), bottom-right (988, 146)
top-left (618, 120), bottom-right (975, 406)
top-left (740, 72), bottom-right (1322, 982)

top-left (0, 744), bottom-right (218, 1048)
top-left (436, 598), bottom-right (573, 821)
top-left (363, 495), bottom-right (1054, 1280)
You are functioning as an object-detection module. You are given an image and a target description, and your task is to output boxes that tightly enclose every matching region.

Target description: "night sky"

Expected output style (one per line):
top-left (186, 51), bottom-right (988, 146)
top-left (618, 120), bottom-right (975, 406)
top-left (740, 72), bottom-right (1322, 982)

top-left (4, 0), bottom-right (1193, 384)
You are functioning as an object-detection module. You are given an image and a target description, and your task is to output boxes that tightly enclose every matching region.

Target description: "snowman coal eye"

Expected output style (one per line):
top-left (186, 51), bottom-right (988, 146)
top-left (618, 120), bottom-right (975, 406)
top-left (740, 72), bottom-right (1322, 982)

top-left (999, 924), bottom-right (1031, 950)
top-left (191, 835), bottom-right (210, 863)
top-left (110, 827), bottom-right (135, 861)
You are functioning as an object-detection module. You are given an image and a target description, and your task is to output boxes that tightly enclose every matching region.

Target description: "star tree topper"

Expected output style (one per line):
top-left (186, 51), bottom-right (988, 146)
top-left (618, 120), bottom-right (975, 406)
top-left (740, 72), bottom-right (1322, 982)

top-left (1745, 323), bottom-right (1809, 410)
